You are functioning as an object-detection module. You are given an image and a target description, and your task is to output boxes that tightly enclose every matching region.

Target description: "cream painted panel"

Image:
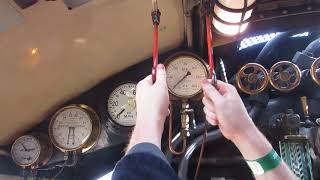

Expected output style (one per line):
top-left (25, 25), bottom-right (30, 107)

top-left (0, 0), bottom-right (184, 144)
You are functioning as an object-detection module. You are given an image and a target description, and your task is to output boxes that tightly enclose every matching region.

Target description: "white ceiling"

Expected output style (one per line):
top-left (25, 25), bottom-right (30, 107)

top-left (0, 0), bottom-right (185, 144)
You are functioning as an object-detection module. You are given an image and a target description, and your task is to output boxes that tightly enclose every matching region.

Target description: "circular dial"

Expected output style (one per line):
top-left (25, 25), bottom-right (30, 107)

top-left (50, 107), bottom-right (93, 150)
top-left (166, 55), bottom-right (208, 98)
top-left (107, 83), bottom-right (137, 127)
top-left (11, 135), bottom-right (41, 166)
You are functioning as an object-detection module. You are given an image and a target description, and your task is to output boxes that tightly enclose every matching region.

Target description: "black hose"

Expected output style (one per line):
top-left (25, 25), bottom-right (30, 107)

top-left (178, 129), bottom-right (223, 180)
top-left (255, 31), bottom-right (299, 68)
top-left (165, 123), bottom-right (215, 162)
top-left (176, 99), bottom-right (267, 180)
top-left (304, 37), bottom-right (320, 58)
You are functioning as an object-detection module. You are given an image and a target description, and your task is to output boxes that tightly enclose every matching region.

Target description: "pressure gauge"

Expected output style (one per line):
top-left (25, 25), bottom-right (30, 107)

top-left (107, 83), bottom-right (137, 127)
top-left (11, 134), bottom-right (52, 169)
top-left (165, 52), bottom-right (208, 98)
top-left (49, 104), bottom-right (101, 152)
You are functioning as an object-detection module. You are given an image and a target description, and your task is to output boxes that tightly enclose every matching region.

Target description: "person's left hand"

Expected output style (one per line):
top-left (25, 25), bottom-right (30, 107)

top-left (127, 64), bottom-right (169, 151)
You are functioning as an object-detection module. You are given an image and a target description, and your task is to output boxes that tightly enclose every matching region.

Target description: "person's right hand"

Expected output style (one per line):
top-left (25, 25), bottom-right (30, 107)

top-left (201, 79), bottom-right (256, 143)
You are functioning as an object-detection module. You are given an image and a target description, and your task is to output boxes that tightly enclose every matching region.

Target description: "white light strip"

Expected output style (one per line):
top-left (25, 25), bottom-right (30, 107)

top-left (291, 32), bottom-right (309, 38)
top-left (239, 32), bottom-right (279, 50)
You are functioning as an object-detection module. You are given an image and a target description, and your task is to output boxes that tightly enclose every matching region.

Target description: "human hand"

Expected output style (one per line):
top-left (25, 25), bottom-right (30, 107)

top-left (201, 79), bottom-right (255, 143)
top-left (135, 64), bottom-right (169, 128)
top-left (127, 64), bottom-right (169, 150)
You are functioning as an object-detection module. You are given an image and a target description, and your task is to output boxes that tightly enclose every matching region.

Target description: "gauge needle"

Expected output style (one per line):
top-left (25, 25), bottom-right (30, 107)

top-left (67, 127), bottom-right (71, 145)
top-left (20, 143), bottom-right (27, 151)
top-left (72, 127), bottom-right (75, 145)
top-left (173, 71), bottom-right (191, 89)
top-left (116, 109), bottom-right (125, 119)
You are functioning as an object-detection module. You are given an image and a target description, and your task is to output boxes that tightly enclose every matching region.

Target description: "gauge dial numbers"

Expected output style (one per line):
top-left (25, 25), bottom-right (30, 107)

top-left (107, 83), bottom-right (137, 127)
top-left (165, 52), bottom-right (208, 99)
top-left (49, 104), bottom-right (101, 152)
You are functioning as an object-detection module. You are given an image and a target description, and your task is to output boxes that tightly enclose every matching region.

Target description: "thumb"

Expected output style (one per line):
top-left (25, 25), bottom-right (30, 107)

top-left (155, 64), bottom-right (167, 86)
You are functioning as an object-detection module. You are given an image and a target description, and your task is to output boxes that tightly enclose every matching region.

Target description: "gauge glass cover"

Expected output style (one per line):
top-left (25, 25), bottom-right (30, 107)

top-left (11, 135), bottom-right (41, 166)
top-left (107, 83), bottom-right (137, 127)
top-left (51, 108), bottom-right (93, 150)
top-left (166, 55), bottom-right (207, 98)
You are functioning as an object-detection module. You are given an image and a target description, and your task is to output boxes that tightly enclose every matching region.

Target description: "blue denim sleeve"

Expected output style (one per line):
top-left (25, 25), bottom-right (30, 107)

top-left (112, 143), bottom-right (179, 180)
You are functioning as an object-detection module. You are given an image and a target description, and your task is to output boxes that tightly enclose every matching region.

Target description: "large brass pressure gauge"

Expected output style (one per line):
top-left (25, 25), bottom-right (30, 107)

top-left (236, 63), bottom-right (269, 95)
top-left (49, 104), bottom-right (101, 153)
top-left (165, 52), bottom-right (208, 99)
top-left (11, 134), bottom-right (52, 169)
top-left (165, 52), bottom-right (208, 155)
top-left (310, 57), bottom-right (320, 86)
top-left (270, 61), bottom-right (301, 92)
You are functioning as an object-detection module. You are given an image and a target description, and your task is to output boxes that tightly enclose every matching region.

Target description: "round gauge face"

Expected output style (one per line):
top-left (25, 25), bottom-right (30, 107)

top-left (107, 83), bottom-right (137, 127)
top-left (166, 55), bottom-right (208, 98)
top-left (51, 107), bottom-right (93, 150)
top-left (11, 135), bottom-right (41, 166)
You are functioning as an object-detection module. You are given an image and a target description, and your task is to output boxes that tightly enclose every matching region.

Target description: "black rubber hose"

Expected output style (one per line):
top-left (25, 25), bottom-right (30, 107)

top-left (178, 130), bottom-right (223, 180)
top-left (177, 101), bottom-right (266, 180)
top-left (255, 31), bottom-right (298, 68)
top-left (304, 37), bottom-right (320, 58)
top-left (165, 123), bottom-right (215, 162)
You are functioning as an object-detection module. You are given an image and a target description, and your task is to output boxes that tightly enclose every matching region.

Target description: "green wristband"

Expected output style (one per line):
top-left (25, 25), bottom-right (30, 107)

top-left (246, 149), bottom-right (282, 175)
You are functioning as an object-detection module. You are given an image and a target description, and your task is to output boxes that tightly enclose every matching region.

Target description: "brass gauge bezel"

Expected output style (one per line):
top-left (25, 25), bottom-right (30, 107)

top-left (49, 104), bottom-right (101, 153)
top-left (269, 61), bottom-right (301, 92)
top-left (11, 134), bottom-right (53, 169)
top-left (236, 63), bottom-right (269, 95)
top-left (310, 57), bottom-right (320, 86)
top-left (164, 52), bottom-right (209, 100)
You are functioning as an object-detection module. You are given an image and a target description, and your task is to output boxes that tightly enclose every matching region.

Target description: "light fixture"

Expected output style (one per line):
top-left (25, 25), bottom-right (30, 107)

top-left (31, 48), bottom-right (38, 55)
top-left (212, 0), bottom-right (256, 36)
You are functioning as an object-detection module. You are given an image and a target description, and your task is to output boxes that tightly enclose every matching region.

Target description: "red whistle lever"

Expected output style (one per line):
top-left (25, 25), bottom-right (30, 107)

top-left (151, 2), bottom-right (161, 84)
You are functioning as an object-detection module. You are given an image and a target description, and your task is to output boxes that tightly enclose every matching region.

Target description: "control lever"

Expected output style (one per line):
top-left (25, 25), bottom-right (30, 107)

top-left (151, 0), bottom-right (161, 83)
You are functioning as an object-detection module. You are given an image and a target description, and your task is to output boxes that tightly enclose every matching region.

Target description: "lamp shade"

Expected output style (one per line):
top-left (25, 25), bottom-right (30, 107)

top-left (212, 0), bottom-right (256, 36)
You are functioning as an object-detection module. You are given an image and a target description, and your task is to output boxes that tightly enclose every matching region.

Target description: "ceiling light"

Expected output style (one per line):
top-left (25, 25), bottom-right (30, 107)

top-left (212, 0), bottom-right (256, 36)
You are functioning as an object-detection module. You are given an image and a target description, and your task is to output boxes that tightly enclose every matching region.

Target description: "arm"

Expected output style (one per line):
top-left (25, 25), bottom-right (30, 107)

top-left (201, 80), bottom-right (296, 180)
top-left (112, 64), bottom-right (179, 180)
top-left (127, 64), bottom-right (169, 151)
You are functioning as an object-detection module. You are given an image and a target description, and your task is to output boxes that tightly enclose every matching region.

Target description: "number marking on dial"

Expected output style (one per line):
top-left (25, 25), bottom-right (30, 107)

top-left (107, 83), bottom-right (137, 127)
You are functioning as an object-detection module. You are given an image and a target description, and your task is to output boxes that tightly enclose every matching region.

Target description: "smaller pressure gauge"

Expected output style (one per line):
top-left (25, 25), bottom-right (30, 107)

top-left (11, 134), bottom-right (52, 169)
top-left (107, 83), bottom-right (137, 127)
top-left (49, 104), bottom-right (101, 152)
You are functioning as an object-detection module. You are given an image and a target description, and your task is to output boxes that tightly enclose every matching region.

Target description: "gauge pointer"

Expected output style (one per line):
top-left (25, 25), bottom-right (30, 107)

top-left (71, 127), bottom-right (75, 145)
top-left (116, 109), bottom-right (125, 119)
top-left (67, 127), bottom-right (71, 145)
top-left (173, 71), bottom-right (191, 89)
top-left (20, 143), bottom-right (27, 151)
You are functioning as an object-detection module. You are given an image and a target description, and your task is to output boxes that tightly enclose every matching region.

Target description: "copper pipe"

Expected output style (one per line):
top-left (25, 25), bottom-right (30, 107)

top-left (168, 103), bottom-right (187, 155)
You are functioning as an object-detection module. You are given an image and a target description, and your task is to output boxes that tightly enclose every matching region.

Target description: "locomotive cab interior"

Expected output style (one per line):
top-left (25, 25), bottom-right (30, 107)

top-left (0, 0), bottom-right (320, 179)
